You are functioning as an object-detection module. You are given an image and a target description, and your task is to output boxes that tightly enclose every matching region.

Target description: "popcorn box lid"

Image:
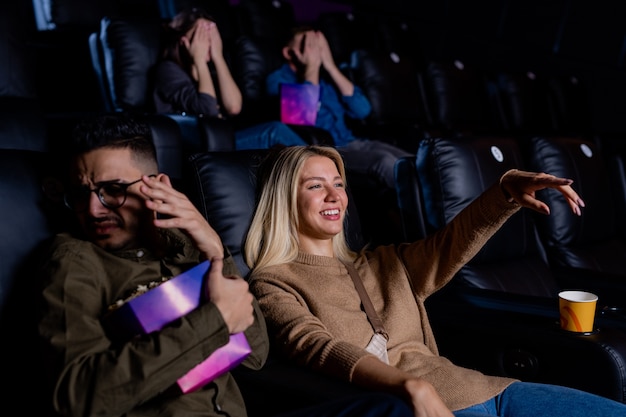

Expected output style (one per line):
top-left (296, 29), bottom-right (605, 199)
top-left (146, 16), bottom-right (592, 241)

top-left (102, 260), bottom-right (210, 341)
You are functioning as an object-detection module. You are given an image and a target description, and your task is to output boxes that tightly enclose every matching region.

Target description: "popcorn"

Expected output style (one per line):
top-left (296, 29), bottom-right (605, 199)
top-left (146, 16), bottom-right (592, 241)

top-left (108, 277), bottom-right (172, 311)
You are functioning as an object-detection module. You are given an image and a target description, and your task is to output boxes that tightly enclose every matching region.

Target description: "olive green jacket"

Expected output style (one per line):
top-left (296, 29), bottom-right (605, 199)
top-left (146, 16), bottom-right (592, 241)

top-left (39, 229), bottom-right (269, 417)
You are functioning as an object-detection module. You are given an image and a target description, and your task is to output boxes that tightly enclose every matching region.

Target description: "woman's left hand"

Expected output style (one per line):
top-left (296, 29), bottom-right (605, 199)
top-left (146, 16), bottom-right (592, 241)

top-left (500, 169), bottom-right (585, 216)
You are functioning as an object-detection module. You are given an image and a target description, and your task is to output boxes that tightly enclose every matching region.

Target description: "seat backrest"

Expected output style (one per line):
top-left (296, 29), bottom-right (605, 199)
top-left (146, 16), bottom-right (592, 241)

top-left (317, 11), bottom-right (425, 70)
top-left (0, 97), bottom-right (48, 151)
top-left (348, 48), bottom-right (429, 152)
top-left (90, 16), bottom-right (163, 113)
top-left (0, 150), bottom-right (59, 319)
top-left (32, 0), bottom-right (159, 31)
top-left (0, 147), bottom-right (69, 415)
top-left (490, 71), bottom-right (557, 136)
top-left (186, 150), bottom-right (264, 276)
top-left (185, 150), bottom-right (364, 277)
top-left (230, 35), bottom-right (285, 126)
top-left (0, 10), bottom-right (48, 152)
top-left (547, 74), bottom-right (592, 137)
top-left (350, 49), bottom-right (426, 127)
top-left (421, 60), bottom-right (501, 137)
top-left (234, 0), bottom-right (295, 44)
top-left (527, 136), bottom-right (626, 275)
top-left (394, 156), bottom-right (428, 243)
top-left (317, 11), bottom-right (367, 69)
top-left (413, 136), bottom-right (559, 297)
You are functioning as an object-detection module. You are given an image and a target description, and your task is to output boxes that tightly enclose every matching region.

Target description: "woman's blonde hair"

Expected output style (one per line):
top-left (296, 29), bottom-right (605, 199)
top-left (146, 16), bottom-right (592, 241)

top-left (244, 145), bottom-right (355, 273)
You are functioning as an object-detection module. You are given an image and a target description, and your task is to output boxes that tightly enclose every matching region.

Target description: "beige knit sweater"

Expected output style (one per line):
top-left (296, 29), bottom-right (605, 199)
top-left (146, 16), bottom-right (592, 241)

top-left (250, 183), bottom-right (521, 411)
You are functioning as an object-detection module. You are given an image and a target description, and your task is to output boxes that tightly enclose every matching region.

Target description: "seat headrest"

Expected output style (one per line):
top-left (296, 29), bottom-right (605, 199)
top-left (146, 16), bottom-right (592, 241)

top-left (0, 98), bottom-right (47, 151)
top-left (186, 150), bottom-right (266, 277)
top-left (528, 136), bottom-right (626, 273)
top-left (350, 49), bottom-right (426, 125)
top-left (99, 16), bottom-right (163, 111)
top-left (423, 61), bottom-right (498, 135)
top-left (0, 149), bottom-right (65, 316)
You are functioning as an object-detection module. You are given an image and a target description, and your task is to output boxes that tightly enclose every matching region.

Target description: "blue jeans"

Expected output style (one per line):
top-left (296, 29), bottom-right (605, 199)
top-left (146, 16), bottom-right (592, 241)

top-left (235, 121), bottom-right (307, 150)
top-left (276, 393), bottom-right (412, 417)
top-left (454, 382), bottom-right (626, 417)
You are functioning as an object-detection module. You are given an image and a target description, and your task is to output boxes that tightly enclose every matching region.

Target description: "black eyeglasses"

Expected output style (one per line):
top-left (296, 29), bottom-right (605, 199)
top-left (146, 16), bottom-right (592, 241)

top-left (64, 175), bottom-right (156, 212)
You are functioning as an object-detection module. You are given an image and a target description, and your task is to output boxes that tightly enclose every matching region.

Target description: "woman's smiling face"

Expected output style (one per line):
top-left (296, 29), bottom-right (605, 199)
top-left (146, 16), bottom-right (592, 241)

top-left (296, 155), bottom-right (347, 250)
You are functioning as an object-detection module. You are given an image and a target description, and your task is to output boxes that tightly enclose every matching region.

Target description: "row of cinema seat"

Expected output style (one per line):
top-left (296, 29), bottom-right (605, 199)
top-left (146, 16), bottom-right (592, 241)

top-left (5, 121), bottom-right (626, 416)
top-left (4, 104), bottom-right (626, 415)
top-left (28, 0), bottom-right (601, 155)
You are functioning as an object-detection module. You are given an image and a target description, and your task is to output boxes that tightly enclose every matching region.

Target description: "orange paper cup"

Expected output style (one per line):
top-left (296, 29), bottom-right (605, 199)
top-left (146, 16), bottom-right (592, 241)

top-left (558, 290), bottom-right (598, 333)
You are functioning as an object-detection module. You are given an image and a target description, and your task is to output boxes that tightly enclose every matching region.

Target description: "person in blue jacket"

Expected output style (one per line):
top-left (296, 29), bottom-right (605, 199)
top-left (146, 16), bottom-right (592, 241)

top-left (267, 27), bottom-right (413, 192)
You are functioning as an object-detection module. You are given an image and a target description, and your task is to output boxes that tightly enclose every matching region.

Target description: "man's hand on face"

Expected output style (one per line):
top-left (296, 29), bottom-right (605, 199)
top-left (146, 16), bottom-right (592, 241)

top-left (316, 31), bottom-right (336, 71)
top-left (288, 31), bottom-right (322, 80)
top-left (139, 174), bottom-right (224, 260)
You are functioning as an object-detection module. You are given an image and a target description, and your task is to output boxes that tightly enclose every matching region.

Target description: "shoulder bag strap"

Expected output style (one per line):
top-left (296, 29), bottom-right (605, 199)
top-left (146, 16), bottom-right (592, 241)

top-left (342, 261), bottom-right (389, 341)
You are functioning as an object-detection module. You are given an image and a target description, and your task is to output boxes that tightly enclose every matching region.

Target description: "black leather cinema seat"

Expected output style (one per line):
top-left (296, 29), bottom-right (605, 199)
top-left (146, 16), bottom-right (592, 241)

top-left (348, 48), bottom-right (429, 154)
top-left (395, 135), bottom-right (626, 402)
top-left (414, 136), bottom-right (559, 297)
top-left (490, 71), bottom-right (558, 137)
top-left (0, 148), bottom-right (67, 416)
top-left (420, 60), bottom-right (503, 138)
top-left (527, 136), bottom-right (626, 306)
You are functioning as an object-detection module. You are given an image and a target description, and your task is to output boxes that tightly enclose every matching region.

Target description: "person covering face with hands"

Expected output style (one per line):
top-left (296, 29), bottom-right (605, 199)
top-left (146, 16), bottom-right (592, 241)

top-left (245, 145), bottom-right (626, 417)
top-left (153, 7), bottom-right (308, 150)
top-left (267, 27), bottom-right (412, 191)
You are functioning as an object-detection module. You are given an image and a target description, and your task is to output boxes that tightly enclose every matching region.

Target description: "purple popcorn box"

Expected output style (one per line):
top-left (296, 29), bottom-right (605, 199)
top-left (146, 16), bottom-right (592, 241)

top-left (280, 83), bottom-right (320, 126)
top-left (102, 260), bottom-right (251, 393)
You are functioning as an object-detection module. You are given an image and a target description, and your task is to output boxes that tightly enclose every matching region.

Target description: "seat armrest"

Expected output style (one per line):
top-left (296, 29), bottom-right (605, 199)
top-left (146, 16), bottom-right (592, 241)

top-left (552, 266), bottom-right (626, 308)
top-left (197, 116), bottom-right (236, 151)
top-left (164, 114), bottom-right (236, 153)
top-left (426, 289), bottom-right (626, 402)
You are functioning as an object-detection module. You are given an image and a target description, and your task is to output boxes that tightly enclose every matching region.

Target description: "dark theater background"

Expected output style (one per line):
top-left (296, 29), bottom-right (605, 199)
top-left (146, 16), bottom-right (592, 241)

top-left (2, 0), bottom-right (626, 136)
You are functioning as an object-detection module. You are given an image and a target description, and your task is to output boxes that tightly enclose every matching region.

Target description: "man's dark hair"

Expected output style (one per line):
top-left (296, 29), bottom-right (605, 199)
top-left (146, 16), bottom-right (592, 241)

top-left (70, 113), bottom-right (157, 163)
top-left (282, 25), bottom-right (315, 48)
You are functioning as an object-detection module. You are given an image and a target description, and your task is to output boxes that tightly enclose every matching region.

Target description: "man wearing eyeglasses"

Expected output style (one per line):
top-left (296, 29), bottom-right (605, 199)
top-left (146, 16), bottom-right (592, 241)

top-left (37, 113), bottom-right (268, 417)
top-left (37, 114), bottom-right (414, 417)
